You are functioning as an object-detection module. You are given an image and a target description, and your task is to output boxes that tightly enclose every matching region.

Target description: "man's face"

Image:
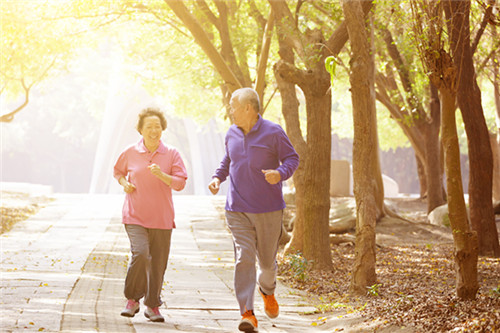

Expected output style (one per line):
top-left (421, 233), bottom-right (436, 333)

top-left (229, 97), bottom-right (247, 127)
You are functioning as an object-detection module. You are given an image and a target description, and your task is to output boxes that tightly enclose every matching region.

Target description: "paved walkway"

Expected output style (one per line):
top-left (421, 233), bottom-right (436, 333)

top-left (1, 193), bottom-right (341, 332)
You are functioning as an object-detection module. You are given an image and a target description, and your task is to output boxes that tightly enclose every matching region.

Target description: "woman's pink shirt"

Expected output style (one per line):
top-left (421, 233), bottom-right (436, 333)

top-left (114, 139), bottom-right (188, 229)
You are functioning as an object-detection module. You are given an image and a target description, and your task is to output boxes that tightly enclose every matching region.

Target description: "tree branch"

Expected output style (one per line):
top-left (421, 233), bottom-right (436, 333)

top-left (196, 0), bottom-right (220, 29)
top-left (0, 56), bottom-right (57, 122)
top-left (471, 0), bottom-right (495, 54)
top-left (273, 59), bottom-right (308, 87)
top-left (477, 38), bottom-right (500, 73)
top-left (165, 0), bottom-right (242, 92)
top-left (0, 79), bottom-right (30, 123)
top-left (325, 1), bottom-right (373, 56)
top-left (380, 25), bottom-right (426, 119)
top-left (255, 7), bottom-right (274, 104)
top-left (268, 0), bottom-right (306, 60)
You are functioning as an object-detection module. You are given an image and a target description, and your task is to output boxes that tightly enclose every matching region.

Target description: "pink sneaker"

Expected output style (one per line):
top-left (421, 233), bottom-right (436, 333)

top-left (120, 299), bottom-right (140, 317)
top-left (144, 306), bottom-right (164, 322)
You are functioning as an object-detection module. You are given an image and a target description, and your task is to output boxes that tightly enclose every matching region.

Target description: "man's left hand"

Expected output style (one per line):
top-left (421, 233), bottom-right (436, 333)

top-left (261, 169), bottom-right (281, 185)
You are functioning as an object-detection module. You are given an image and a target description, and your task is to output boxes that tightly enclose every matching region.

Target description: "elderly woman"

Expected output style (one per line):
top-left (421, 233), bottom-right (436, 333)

top-left (114, 107), bottom-right (187, 322)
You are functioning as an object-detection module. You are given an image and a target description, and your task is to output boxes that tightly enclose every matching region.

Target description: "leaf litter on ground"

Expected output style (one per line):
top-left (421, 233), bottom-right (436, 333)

top-left (278, 197), bottom-right (500, 332)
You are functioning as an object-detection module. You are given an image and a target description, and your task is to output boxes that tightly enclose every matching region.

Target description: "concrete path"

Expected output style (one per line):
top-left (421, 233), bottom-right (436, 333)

top-left (1, 193), bottom-right (333, 332)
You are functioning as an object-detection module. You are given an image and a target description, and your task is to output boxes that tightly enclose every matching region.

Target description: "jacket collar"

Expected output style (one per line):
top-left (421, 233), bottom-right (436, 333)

top-left (135, 138), bottom-right (167, 154)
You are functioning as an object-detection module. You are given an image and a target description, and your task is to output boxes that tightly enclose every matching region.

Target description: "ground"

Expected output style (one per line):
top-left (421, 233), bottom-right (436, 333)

top-left (278, 197), bottom-right (500, 332)
top-left (0, 191), bottom-right (53, 234)
top-left (1, 192), bottom-right (499, 332)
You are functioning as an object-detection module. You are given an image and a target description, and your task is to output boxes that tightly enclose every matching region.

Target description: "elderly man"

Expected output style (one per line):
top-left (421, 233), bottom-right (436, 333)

top-left (208, 87), bottom-right (299, 332)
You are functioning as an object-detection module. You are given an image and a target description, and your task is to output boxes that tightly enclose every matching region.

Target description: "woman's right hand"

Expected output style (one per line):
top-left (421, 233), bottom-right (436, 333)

top-left (119, 177), bottom-right (136, 193)
top-left (123, 182), bottom-right (136, 193)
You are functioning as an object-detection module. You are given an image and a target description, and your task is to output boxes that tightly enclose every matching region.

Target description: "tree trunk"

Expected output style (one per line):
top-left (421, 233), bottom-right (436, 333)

top-left (425, 82), bottom-right (447, 213)
top-left (490, 132), bottom-right (500, 203)
top-left (492, 25), bottom-right (500, 202)
top-left (274, 32), bottom-right (307, 257)
top-left (415, 154), bottom-right (427, 198)
top-left (301, 86), bottom-right (332, 270)
top-left (273, 59), bottom-right (333, 270)
top-left (445, 0), bottom-right (500, 257)
top-left (270, 0), bottom-right (335, 270)
top-left (342, 0), bottom-right (380, 295)
top-left (440, 87), bottom-right (479, 300)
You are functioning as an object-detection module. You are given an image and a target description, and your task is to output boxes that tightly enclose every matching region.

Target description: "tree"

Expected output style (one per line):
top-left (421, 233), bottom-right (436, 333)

top-left (161, 0), bottom-right (278, 113)
top-left (0, 1), bottom-right (118, 122)
top-left (341, 0), bottom-right (381, 295)
top-left (373, 4), bottom-right (447, 212)
top-left (1, 1), bottom-right (62, 122)
top-left (271, 0), bottom-right (380, 271)
top-left (411, 0), bottom-right (478, 299)
top-left (270, 0), bottom-right (334, 270)
top-left (444, 0), bottom-right (500, 257)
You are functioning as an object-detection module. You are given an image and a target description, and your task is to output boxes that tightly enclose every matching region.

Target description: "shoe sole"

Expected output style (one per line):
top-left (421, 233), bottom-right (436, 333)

top-left (145, 312), bottom-right (165, 322)
top-left (238, 320), bottom-right (257, 332)
top-left (120, 308), bottom-right (139, 318)
top-left (265, 310), bottom-right (279, 319)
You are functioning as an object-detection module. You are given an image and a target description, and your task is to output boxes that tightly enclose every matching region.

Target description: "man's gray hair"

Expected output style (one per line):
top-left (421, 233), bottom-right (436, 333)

top-left (232, 88), bottom-right (260, 113)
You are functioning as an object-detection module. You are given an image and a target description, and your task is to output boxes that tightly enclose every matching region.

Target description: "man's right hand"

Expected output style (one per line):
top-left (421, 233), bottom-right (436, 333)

top-left (208, 178), bottom-right (221, 195)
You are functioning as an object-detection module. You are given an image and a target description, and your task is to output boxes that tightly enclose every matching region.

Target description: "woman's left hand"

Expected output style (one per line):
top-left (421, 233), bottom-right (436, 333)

top-left (148, 163), bottom-right (163, 178)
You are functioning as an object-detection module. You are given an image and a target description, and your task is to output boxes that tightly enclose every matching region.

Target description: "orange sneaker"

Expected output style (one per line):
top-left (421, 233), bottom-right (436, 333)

top-left (238, 310), bottom-right (258, 332)
top-left (259, 288), bottom-right (279, 319)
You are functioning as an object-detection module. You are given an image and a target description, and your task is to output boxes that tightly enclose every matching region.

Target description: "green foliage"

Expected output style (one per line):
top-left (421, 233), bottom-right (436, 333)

top-left (287, 252), bottom-right (311, 282)
top-left (315, 299), bottom-right (367, 314)
top-left (491, 285), bottom-right (500, 297)
top-left (395, 292), bottom-right (414, 306)
top-left (376, 108), bottom-right (412, 150)
top-left (367, 283), bottom-right (382, 297)
top-left (325, 56), bottom-right (338, 86)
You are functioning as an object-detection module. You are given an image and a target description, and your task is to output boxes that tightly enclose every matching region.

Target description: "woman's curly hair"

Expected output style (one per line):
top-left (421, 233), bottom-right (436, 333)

top-left (136, 107), bottom-right (167, 133)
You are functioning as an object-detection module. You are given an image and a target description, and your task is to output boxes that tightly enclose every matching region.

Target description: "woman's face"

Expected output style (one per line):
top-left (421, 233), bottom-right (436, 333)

top-left (140, 116), bottom-right (162, 145)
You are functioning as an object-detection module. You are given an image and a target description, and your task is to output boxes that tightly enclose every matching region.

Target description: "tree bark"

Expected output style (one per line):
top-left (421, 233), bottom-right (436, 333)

top-left (492, 25), bottom-right (500, 202)
top-left (342, 0), bottom-right (380, 295)
top-left (425, 82), bottom-right (447, 212)
top-left (444, 0), bottom-right (500, 257)
top-left (440, 86), bottom-right (479, 300)
top-left (274, 32), bottom-right (307, 258)
top-left (270, 0), bottom-right (332, 270)
top-left (255, 7), bottom-right (274, 104)
top-left (411, 0), bottom-right (480, 299)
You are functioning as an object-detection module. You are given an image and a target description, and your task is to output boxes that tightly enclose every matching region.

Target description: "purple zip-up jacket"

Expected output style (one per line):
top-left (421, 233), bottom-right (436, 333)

top-left (213, 115), bottom-right (299, 213)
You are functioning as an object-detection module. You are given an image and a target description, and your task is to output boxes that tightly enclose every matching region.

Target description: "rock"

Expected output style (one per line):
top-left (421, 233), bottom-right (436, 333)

top-left (428, 204), bottom-right (472, 227)
top-left (428, 204), bottom-right (451, 227)
top-left (383, 174), bottom-right (399, 198)
top-left (283, 187), bottom-right (295, 205)
top-left (329, 199), bottom-right (356, 233)
top-left (493, 201), bottom-right (500, 215)
top-left (329, 216), bottom-right (356, 233)
top-left (330, 234), bottom-right (356, 245)
top-left (279, 224), bottom-right (291, 245)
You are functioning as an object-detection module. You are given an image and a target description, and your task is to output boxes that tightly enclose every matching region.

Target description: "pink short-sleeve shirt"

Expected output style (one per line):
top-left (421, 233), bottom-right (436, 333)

top-left (113, 139), bottom-right (188, 229)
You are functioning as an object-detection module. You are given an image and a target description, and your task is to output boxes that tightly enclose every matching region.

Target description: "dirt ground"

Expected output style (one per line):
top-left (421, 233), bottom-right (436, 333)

top-left (0, 191), bottom-right (53, 234)
top-left (278, 197), bottom-right (500, 332)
